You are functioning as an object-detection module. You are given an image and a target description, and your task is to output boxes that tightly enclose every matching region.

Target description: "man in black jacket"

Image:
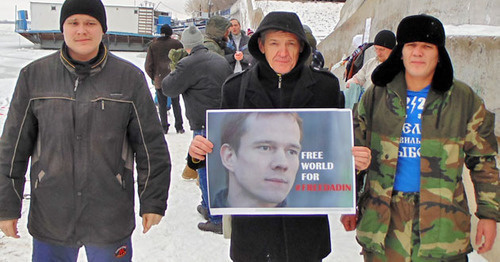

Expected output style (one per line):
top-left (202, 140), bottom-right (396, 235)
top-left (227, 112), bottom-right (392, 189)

top-left (145, 24), bottom-right (185, 134)
top-left (189, 12), bottom-right (371, 261)
top-left (162, 25), bottom-right (233, 234)
top-left (0, 0), bottom-right (171, 260)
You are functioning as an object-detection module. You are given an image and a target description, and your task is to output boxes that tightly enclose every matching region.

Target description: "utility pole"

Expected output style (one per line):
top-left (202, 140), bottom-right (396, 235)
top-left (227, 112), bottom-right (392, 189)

top-left (208, 0), bottom-right (213, 17)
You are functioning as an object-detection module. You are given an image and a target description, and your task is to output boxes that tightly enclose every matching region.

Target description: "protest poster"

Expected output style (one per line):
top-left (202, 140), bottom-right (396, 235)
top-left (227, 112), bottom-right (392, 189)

top-left (206, 109), bottom-right (355, 215)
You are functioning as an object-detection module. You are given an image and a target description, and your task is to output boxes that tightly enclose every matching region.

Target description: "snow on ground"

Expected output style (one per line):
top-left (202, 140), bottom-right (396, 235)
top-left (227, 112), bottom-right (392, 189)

top-left (0, 8), bottom-right (489, 260)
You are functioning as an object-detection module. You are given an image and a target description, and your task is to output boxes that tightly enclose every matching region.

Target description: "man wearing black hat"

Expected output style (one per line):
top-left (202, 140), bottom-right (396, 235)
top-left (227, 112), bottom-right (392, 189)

top-left (346, 30), bottom-right (395, 90)
top-left (188, 11), bottom-right (371, 261)
top-left (353, 14), bottom-right (498, 261)
top-left (0, 0), bottom-right (171, 260)
top-left (145, 24), bottom-right (185, 134)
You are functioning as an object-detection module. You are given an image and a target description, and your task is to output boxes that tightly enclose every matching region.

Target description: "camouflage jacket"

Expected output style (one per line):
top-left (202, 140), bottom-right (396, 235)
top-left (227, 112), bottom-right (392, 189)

top-left (354, 72), bottom-right (499, 258)
top-left (203, 37), bottom-right (225, 56)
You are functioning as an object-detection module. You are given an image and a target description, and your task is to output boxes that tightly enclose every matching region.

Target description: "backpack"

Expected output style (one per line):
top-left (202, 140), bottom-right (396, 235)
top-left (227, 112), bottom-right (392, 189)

top-left (344, 42), bottom-right (373, 81)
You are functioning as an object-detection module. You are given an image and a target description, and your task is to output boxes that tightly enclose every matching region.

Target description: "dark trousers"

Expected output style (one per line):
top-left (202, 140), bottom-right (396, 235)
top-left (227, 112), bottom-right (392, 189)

top-left (33, 237), bottom-right (133, 262)
top-left (156, 89), bottom-right (183, 132)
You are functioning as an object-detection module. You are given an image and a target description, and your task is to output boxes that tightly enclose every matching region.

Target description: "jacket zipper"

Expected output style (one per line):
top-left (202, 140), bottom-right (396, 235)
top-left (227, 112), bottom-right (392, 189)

top-left (277, 74), bottom-right (282, 89)
top-left (74, 77), bottom-right (79, 92)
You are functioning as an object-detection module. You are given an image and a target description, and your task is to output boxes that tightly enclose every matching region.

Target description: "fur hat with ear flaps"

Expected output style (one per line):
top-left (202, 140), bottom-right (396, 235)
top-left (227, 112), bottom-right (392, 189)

top-left (371, 14), bottom-right (453, 93)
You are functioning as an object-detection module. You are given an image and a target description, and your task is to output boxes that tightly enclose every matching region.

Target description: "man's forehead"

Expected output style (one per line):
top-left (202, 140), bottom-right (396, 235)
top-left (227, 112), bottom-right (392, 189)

top-left (403, 41), bottom-right (437, 47)
top-left (265, 30), bottom-right (299, 41)
top-left (243, 114), bottom-right (300, 133)
top-left (65, 14), bottom-right (99, 22)
top-left (374, 45), bottom-right (390, 50)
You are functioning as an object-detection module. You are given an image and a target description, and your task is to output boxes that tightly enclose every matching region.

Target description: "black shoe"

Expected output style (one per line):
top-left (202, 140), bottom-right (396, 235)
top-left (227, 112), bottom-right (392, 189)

top-left (176, 128), bottom-right (185, 134)
top-left (197, 205), bottom-right (209, 220)
top-left (198, 221), bottom-right (222, 234)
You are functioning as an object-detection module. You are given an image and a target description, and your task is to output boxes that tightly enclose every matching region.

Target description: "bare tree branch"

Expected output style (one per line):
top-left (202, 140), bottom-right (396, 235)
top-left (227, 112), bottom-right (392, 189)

top-left (185, 0), bottom-right (237, 14)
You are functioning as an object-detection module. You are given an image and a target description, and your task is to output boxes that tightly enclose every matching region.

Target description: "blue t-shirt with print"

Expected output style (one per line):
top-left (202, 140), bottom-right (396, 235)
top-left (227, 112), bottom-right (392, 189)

top-left (393, 85), bottom-right (430, 192)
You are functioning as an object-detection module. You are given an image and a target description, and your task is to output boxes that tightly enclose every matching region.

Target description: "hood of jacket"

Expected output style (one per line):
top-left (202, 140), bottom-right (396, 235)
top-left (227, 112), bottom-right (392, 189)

top-left (248, 12), bottom-right (311, 70)
top-left (205, 15), bottom-right (230, 43)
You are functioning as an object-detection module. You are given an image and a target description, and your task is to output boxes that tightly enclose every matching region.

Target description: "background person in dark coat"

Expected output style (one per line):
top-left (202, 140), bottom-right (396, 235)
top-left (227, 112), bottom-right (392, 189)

top-left (225, 18), bottom-right (252, 72)
top-left (145, 24), bottom-right (185, 134)
top-left (188, 12), bottom-right (371, 261)
top-left (162, 26), bottom-right (233, 234)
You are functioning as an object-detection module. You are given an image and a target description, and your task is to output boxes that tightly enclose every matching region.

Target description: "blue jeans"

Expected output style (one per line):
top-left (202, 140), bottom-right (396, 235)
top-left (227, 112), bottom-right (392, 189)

top-left (33, 237), bottom-right (132, 262)
top-left (193, 129), bottom-right (222, 224)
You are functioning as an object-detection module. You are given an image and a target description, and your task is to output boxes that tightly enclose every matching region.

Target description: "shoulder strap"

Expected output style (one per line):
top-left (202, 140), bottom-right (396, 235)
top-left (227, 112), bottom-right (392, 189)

top-left (238, 72), bottom-right (251, 108)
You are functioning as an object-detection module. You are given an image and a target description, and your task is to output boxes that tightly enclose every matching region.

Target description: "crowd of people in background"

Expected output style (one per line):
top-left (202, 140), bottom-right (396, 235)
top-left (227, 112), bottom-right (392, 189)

top-left (0, 0), bottom-right (498, 261)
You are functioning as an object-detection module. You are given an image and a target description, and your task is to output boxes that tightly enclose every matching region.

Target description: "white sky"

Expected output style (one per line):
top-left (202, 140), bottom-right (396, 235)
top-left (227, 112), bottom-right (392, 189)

top-left (0, 0), bottom-right (190, 21)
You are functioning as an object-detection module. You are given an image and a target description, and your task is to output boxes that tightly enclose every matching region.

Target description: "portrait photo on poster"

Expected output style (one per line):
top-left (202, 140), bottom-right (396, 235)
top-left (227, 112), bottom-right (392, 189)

top-left (206, 109), bottom-right (355, 215)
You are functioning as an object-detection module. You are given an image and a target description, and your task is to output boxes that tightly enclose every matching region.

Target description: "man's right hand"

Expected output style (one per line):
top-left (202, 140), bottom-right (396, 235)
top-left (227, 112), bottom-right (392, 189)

top-left (345, 77), bottom-right (359, 89)
top-left (234, 51), bottom-right (243, 61)
top-left (340, 214), bottom-right (357, 231)
top-left (189, 135), bottom-right (214, 161)
top-left (0, 219), bottom-right (20, 238)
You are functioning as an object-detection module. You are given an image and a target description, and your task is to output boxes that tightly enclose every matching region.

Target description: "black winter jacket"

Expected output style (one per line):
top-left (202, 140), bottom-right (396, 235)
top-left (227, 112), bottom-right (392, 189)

top-left (222, 60), bottom-right (342, 262)
top-left (221, 11), bottom-right (343, 262)
top-left (0, 45), bottom-right (171, 246)
top-left (224, 32), bottom-right (252, 71)
top-left (162, 45), bottom-right (233, 130)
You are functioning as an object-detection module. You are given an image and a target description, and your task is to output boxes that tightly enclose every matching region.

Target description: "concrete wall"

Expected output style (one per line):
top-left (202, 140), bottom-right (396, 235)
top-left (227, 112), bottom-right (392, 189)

top-left (319, 0), bottom-right (500, 137)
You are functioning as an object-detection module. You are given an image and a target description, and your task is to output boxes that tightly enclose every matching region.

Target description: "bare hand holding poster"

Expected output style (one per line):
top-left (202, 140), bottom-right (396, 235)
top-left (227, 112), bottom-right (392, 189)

top-left (207, 109), bottom-right (355, 215)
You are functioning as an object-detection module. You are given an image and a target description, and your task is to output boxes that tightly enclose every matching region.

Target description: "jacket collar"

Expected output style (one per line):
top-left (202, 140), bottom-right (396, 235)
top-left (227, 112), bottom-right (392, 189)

top-left (244, 62), bottom-right (316, 108)
top-left (60, 42), bottom-right (108, 78)
top-left (189, 44), bottom-right (208, 55)
top-left (386, 72), bottom-right (452, 106)
top-left (385, 72), bottom-right (453, 129)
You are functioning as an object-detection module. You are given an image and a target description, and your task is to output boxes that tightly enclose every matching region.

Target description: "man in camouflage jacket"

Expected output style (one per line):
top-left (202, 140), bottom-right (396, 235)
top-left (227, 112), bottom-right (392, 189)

top-left (353, 15), bottom-right (499, 261)
top-left (203, 16), bottom-right (231, 56)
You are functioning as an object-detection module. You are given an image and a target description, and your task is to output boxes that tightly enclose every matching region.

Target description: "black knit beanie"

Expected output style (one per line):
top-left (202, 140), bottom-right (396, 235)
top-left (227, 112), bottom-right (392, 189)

top-left (60, 0), bottom-right (107, 33)
top-left (373, 30), bottom-right (395, 49)
top-left (161, 24), bottom-right (173, 37)
top-left (371, 14), bottom-right (453, 93)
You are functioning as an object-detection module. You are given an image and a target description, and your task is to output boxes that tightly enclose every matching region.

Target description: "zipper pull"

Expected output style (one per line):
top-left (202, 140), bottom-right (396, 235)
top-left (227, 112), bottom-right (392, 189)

top-left (277, 74), bottom-right (282, 89)
top-left (74, 78), bottom-right (79, 92)
top-left (101, 100), bottom-right (105, 110)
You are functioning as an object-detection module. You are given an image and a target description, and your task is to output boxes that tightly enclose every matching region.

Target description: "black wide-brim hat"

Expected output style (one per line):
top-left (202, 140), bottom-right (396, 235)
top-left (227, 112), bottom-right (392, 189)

top-left (248, 12), bottom-right (311, 64)
top-left (372, 14), bottom-right (453, 92)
